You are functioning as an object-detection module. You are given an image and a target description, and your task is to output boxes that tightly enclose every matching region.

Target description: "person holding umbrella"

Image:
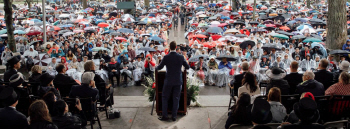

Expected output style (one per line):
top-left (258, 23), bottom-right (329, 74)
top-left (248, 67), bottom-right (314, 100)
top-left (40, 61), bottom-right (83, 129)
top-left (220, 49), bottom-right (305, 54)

top-left (217, 56), bottom-right (233, 88)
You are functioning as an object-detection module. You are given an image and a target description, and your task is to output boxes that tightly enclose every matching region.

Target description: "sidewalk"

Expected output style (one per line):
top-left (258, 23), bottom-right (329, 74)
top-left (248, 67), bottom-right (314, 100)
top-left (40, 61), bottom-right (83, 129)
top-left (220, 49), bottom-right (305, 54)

top-left (93, 95), bottom-right (230, 129)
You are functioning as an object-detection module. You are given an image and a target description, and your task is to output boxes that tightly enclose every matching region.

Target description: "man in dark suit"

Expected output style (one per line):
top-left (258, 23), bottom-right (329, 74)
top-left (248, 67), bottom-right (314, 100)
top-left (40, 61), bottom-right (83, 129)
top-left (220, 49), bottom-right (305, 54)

top-left (156, 41), bottom-right (190, 121)
top-left (300, 46), bottom-right (313, 60)
top-left (0, 87), bottom-right (29, 129)
top-left (53, 64), bottom-right (79, 97)
top-left (284, 61), bottom-right (303, 94)
top-left (107, 57), bottom-right (120, 87)
top-left (4, 56), bottom-right (21, 82)
top-left (314, 59), bottom-right (334, 90)
top-left (69, 72), bottom-right (99, 102)
top-left (231, 61), bottom-right (249, 96)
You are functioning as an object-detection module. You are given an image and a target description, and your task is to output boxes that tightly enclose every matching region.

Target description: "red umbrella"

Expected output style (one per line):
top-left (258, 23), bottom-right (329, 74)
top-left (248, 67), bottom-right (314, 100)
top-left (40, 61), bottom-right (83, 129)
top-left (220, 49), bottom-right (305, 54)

top-left (73, 30), bottom-right (84, 33)
top-left (98, 23), bottom-right (109, 28)
top-left (279, 26), bottom-right (290, 31)
top-left (191, 23), bottom-right (198, 27)
top-left (202, 42), bottom-right (216, 49)
top-left (265, 24), bottom-right (276, 28)
top-left (218, 23), bottom-right (228, 27)
top-left (192, 34), bottom-right (207, 38)
top-left (115, 37), bottom-right (127, 41)
top-left (211, 35), bottom-right (222, 40)
top-left (74, 19), bottom-right (89, 23)
top-left (25, 26), bottom-right (42, 36)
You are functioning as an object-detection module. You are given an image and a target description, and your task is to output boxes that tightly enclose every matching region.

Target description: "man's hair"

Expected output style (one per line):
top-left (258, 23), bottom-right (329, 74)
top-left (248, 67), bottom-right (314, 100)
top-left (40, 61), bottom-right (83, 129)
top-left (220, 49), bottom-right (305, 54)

top-left (241, 61), bottom-right (249, 71)
top-left (304, 71), bottom-right (315, 79)
top-left (170, 41), bottom-right (177, 50)
top-left (320, 59), bottom-right (329, 68)
top-left (56, 63), bottom-right (65, 73)
top-left (290, 61), bottom-right (299, 69)
top-left (81, 72), bottom-right (95, 84)
top-left (84, 61), bottom-right (94, 71)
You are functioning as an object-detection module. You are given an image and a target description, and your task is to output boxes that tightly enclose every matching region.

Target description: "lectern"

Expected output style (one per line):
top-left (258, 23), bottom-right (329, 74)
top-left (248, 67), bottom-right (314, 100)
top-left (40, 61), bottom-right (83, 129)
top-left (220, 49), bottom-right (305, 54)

top-left (155, 68), bottom-right (187, 115)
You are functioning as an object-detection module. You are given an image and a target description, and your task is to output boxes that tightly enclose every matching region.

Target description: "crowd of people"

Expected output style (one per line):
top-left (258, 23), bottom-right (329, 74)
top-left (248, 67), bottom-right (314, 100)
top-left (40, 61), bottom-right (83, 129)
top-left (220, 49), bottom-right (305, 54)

top-left (0, 0), bottom-right (349, 128)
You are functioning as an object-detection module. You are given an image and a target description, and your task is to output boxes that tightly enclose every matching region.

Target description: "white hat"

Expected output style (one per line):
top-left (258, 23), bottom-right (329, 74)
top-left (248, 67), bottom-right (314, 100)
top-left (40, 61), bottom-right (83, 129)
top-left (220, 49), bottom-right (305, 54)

top-left (340, 61), bottom-right (350, 71)
top-left (266, 67), bottom-right (286, 80)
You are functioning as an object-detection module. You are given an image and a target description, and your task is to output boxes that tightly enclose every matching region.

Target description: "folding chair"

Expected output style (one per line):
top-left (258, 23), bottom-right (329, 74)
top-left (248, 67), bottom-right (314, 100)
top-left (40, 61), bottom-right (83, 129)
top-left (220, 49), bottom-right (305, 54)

top-left (96, 82), bottom-right (113, 119)
top-left (323, 120), bottom-right (348, 129)
top-left (228, 124), bottom-right (252, 129)
top-left (281, 94), bottom-right (300, 114)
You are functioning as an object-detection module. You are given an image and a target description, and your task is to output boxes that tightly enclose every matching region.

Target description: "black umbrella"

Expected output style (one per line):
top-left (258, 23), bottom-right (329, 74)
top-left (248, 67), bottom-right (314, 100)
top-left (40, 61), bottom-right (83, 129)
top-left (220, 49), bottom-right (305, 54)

top-left (262, 44), bottom-right (281, 52)
top-left (276, 31), bottom-right (293, 36)
top-left (216, 55), bottom-right (237, 61)
top-left (17, 17), bottom-right (26, 20)
top-left (249, 21), bottom-right (259, 24)
top-left (259, 15), bottom-right (268, 20)
top-left (139, 47), bottom-right (156, 52)
top-left (109, 12), bottom-right (118, 18)
top-left (274, 15), bottom-right (285, 22)
top-left (188, 55), bottom-right (208, 62)
top-left (240, 40), bottom-right (255, 49)
top-left (137, 21), bottom-right (147, 25)
top-left (85, 29), bottom-right (97, 33)
top-left (329, 50), bottom-right (350, 55)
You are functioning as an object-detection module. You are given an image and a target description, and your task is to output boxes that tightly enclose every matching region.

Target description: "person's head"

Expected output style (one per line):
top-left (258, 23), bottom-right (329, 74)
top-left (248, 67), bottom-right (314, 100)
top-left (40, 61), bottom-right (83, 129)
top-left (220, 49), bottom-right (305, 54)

top-left (251, 99), bottom-right (272, 125)
top-left (339, 61), bottom-right (350, 71)
top-left (40, 73), bottom-right (55, 86)
top-left (347, 39), bottom-right (350, 45)
top-left (293, 97), bottom-right (319, 124)
top-left (31, 65), bottom-right (42, 74)
top-left (276, 56), bottom-right (281, 62)
top-left (242, 72), bottom-right (257, 93)
top-left (303, 71), bottom-right (315, 81)
top-left (290, 61), bottom-right (299, 72)
top-left (56, 63), bottom-right (66, 73)
top-left (84, 61), bottom-right (95, 71)
top-left (29, 100), bottom-right (52, 123)
top-left (170, 41), bottom-right (177, 50)
top-left (267, 87), bottom-right (281, 102)
top-left (295, 48), bottom-right (299, 52)
top-left (53, 100), bottom-right (68, 116)
top-left (339, 72), bottom-right (350, 85)
top-left (241, 61), bottom-right (249, 71)
top-left (111, 57), bottom-right (116, 62)
top-left (7, 56), bottom-right (21, 69)
top-left (0, 87), bottom-right (18, 107)
top-left (199, 57), bottom-right (204, 62)
top-left (81, 72), bottom-right (95, 86)
top-left (319, 59), bottom-right (329, 69)
top-left (284, 54), bottom-right (288, 59)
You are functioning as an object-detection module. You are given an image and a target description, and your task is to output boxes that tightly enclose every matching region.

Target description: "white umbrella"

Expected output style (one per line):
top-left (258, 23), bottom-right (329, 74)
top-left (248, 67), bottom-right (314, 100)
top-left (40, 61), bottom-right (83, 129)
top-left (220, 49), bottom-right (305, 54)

top-left (59, 14), bottom-right (70, 18)
top-left (63, 32), bottom-right (75, 37)
top-left (34, 53), bottom-right (51, 66)
top-left (210, 21), bottom-right (220, 25)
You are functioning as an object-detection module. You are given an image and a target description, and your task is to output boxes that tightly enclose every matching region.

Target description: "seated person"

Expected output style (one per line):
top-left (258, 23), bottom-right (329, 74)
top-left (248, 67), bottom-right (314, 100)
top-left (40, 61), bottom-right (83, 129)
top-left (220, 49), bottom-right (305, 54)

top-left (326, 72), bottom-right (350, 95)
top-left (207, 56), bottom-right (218, 86)
top-left (238, 72), bottom-right (260, 98)
top-left (195, 56), bottom-right (207, 86)
top-left (107, 58), bottom-right (120, 87)
top-left (69, 72), bottom-right (99, 102)
top-left (225, 92), bottom-right (252, 129)
top-left (296, 71), bottom-right (324, 96)
top-left (267, 87), bottom-right (287, 123)
top-left (271, 55), bottom-right (285, 69)
top-left (4, 56), bottom-right (21, 82)
top-left (217, 57), bottom-right (232, 88)
top-left (120, 58), bottom-right (134, 87)
top-left (52, 100), bottom-right (87, 129)
top-left (133, 55), bottom-right (144, 85)
top-left (28, 65), bottom-right (42, 83)
top-left (39, 73), bottom-right (61, 99)
top-left (0, 87), bottom-right (29, 129)
top-left (53, 63), bottom-right (79, 97)
top-left (9, 73), bottom-right (28, 98)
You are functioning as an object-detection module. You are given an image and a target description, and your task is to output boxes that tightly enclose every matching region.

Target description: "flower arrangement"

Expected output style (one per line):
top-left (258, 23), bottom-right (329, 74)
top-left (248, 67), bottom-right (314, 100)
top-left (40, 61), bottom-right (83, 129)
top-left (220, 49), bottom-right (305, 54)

top-left (143, 75), bottom-right (156, 102)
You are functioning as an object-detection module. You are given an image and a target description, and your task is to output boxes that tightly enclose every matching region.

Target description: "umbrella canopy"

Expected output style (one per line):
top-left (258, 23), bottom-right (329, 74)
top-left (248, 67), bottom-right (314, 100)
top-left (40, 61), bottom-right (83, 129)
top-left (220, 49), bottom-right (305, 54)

top-left (138, 47), bottom-right (157, 52)
top-left (216, 55), bottom-right (237, 61)
top-left (98, 23), bottom-right (109, 28)
top-left (239, 40), bottom-right (255, 49)
top-left (329, 50), bottom-right (350, 55)
top-left (117, 28), bottom-right (134, 33)
top-left (25, 26), bottom-right (43, 35)
top-left (262, 44), bottom-right (281, 52)
top-left (188, 55), bottom-right (209, 62)
top-left (91, 47), bottom-right (111, 52)
top-left (0, 29), bottom-right (7, 34)
top-left (224, 29), bottom-right (240, 34)
top-left (303, 37), bottom-right (322, 42)
top-left (206, 27), bottom-right (223, 33)
top-left (34, 53), bottom-right (51, 66)
top-left (150, 36), bottom-right (164, 42)
top-left (192, 34), bottom-right (207, 38)
top-left (235, 34), bottom-right (247, 38)
top-left (291, 35), bottom-right (306, 40)
top-left (272, 33), bottom-right (289, 39)
top-left (14, 30), bottom-right (26, 34)
top-left (115, 37), bottom-right (127, 41)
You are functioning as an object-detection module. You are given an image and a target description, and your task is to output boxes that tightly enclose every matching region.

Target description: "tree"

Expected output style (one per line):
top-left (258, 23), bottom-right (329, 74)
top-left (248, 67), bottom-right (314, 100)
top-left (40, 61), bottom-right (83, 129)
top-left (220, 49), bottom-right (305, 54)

top-left (252, 0), bottom-right (257, 20)
top-left (4, 0), bottom-right (15, 52)
top-left (145, 0), bottom-right (150, 9)
top-left (307, 0), bottom-right (311, 8)
top-left (326, 0), bottom-right (347, 50)
top-left (25, 0), bottom-right (31, 8)
top-left (83, 0), bottom-right (87, 9)
top-left (232, 0), bottom-right (237, 12)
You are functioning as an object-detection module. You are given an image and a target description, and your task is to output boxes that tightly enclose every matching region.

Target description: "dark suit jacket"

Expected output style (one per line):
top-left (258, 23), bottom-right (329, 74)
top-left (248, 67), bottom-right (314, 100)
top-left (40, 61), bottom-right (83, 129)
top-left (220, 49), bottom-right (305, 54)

top-left (53, 73), bottom-right (79, 97)
top-left (281, 123), bottom-right (325, 129)
top-left (232, 72), bottom-right (246, 96)
top-left (284, 72), bottom-right (303, 94)
top-left (314, 69), bottom-right (334, 90)
top-left (69, 84), bottom-right (99, 102)
top-left (156, 52), bottom-right (190, 86)
top-left (0, 107), bottom-right (29, 129)
top-left (4, 68), bottom-right (17, 82)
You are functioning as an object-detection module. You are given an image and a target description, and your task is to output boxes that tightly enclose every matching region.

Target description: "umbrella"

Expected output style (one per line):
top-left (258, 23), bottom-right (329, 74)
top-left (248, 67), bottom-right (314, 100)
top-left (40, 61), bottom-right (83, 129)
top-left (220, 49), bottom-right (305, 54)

top-left (29, 40), bottom-right (43, 46)
top-left (106, 5), bottom-right (116, 9)
top-left (262, 44), bottom-right (281, 51)
top-left (239, 40), bottom-right (255, 49)
top-left (60, 24), bottom-right (73, 28)
top-left (235, 34), bottom-right (247, 38)
top-left (138, 47), bottom-right (157, 52)
top-left (14, 30), bottom-right (26, 34)
top-left (0, 29), bottom-right (7, 34)
top-left (110, 32), bottom-right (121, 36)
top-left (188, 55), bottom-right (209, 62)
top-left (117, 28), bottom-right (134, 33)
top-left (73, 30), bottom-right (84, 33)
top-left (291, 35), bottom-right (306, 40)
top-left (224, 29), bottom-right (240, 34)
top-left (25, 26), bottom-right (42, 35)
top-left (98, 23), bottom-right (109, 28)
top-left (115, 37), bottom-right (127, 41)
top-left (63, 32), bottom-right (74, 37)
top-left (272, 33), bottom-right (289, 39)
top-left (216, 55), bottom-right (237, 61)
top-left (192, 34), bottom-right (207, 38)
top-left (279, 26), bottom-right (290, 31)
top-left (276, 31), bottom-right (293, 36)
top-left (206, 27), bottom-right (223, 33)
top-left (91, 47), bottom-right (111, 52)
top-left (303, 37), bottom-right (322, 42)
top-left (34, 53), bottom-right (51, 66)
top-left (295, 18), bottom-right (308, 23)
top-left (329, 50), bottom-right (350, 55)
top-left (150, 36), bottom-right (164, 42)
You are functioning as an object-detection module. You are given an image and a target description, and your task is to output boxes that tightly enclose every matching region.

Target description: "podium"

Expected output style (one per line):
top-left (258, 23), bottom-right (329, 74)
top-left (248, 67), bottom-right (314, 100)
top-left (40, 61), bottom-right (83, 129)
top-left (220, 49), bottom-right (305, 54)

top-left (155, 68), bottom-right (187, 115)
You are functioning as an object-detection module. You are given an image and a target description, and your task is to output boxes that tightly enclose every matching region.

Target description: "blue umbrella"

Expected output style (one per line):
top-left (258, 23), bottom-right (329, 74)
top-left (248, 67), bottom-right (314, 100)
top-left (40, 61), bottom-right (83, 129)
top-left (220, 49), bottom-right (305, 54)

top-left (232, 12), bottom-right (239, 15)
top-left (206, 27), bottom-right (223, 34)
top-left (95, 19), bottom-right (106, 24)
top-left (150, 36), bottom-right (164, 42)
top-left (14, 30), bottom-right (26, 34)
top-left (60, 24), bottom-right (73, 28)
top-left (30, 19), bottom-right (41, 23)
top-left (286, 20), bottom-right (296, 24)
top-left (297, 24), bottom-right (313, 30)
top-left (150, 4), bottom-right (156, 8)
top-left (221, 16), bottom-right (230, 20)
top-left (209, 3), bottom-right (216, 7)
top-left (117, 28), bottom-right (134, 33)
top-left (195, 6), bottom-right (205, 10)
top-left (148, 13), bottom-right (156, 17)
